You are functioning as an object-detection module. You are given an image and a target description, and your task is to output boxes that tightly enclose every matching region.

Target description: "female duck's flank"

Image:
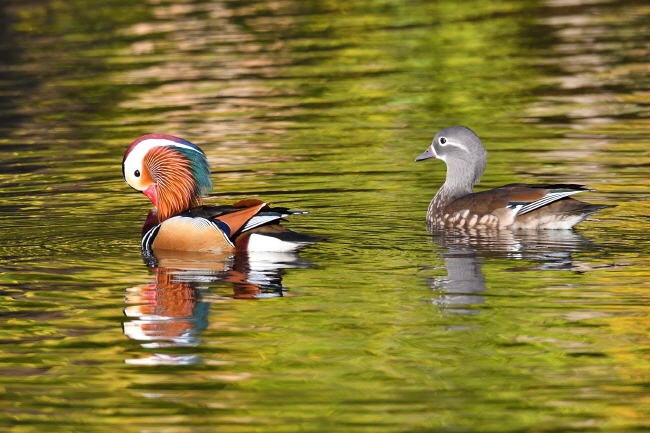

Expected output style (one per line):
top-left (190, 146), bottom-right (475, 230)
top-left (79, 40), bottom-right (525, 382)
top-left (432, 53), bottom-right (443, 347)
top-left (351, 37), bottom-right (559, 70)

top-left (415, 126), bottom-right (612, 231)
top-left (123, 134), bottom-right (320, 252)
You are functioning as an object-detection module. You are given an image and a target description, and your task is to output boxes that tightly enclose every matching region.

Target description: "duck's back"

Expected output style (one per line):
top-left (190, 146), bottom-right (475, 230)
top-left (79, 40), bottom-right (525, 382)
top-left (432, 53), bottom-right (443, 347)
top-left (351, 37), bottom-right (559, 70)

top-left (428, 184), bottom-right (611, 231)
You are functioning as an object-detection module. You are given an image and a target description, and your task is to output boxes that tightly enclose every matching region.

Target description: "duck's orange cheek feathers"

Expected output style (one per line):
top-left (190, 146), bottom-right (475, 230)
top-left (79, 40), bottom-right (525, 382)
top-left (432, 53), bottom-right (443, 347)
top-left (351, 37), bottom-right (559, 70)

top-left (143, 184), bottom-right (158, 207)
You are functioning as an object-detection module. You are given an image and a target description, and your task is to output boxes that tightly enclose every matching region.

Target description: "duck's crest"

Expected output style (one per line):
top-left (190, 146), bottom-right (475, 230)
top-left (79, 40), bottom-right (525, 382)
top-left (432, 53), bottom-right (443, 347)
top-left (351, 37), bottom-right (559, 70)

top-left (123, 133), bottom-right (204, 163)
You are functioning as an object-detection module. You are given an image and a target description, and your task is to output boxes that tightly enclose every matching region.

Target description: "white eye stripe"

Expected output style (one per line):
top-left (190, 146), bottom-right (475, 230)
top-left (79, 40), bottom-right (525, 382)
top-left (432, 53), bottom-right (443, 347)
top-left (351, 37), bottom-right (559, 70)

top-left (137, 138), bottom-right (203, 155)
top-left (440, 140), bottom-right (469, 153)
top-left (124, 139), bottom-right (200, 167)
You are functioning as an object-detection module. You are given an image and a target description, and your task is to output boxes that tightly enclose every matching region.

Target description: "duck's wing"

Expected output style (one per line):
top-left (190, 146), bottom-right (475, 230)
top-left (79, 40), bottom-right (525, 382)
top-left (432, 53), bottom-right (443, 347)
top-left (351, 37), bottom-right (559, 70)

top-left (190, 199), bottom-right (308, 238)
top-left (143, 200), bottom-right (318, 252)
top-left (442, 184), bottom-right (610, 230)
top-left (501, 184), bottom-right (594, 216)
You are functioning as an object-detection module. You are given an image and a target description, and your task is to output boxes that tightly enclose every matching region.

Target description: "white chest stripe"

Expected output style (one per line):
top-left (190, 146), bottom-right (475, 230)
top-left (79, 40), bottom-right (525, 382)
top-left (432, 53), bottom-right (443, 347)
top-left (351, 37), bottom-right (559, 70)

top-left (142, 224), bottom-right (161, 250)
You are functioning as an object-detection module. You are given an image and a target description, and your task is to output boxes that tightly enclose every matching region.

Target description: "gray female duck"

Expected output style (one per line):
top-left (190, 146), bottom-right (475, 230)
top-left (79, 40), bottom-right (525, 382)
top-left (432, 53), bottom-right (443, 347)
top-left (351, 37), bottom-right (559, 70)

top-left (415, 126), bottom-right (611, 231)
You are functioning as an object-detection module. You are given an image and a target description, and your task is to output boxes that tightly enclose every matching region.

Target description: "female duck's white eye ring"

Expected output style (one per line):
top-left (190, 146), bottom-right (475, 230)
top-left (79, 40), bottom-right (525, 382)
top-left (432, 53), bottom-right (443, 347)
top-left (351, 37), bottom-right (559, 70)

top-left (439, 137), bottom-right (447, 145)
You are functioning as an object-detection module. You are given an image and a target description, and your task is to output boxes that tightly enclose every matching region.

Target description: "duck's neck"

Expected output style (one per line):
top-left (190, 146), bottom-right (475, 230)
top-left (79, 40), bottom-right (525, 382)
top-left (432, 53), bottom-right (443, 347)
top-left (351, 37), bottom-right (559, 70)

top-left (432, 182), bottom-right (472, 209)
top-left (429, 160), bottom-right (479, 213)
top-left (158, 188), bottom-right (203, 222)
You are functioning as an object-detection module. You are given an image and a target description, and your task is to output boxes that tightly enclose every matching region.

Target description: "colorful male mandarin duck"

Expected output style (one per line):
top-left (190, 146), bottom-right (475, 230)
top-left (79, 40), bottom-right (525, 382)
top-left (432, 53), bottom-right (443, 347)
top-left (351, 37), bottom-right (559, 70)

top-left (415, 126), bottom-right (612, 231)
top-left (123, 134), bottom-right (319, 252)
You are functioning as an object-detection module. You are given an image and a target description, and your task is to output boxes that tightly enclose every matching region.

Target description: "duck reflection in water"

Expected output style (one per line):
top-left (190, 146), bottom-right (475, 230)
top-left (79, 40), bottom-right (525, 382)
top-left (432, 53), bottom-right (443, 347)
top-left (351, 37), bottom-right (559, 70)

top-left (123, 249), bottom-right (312, 365)
top-left (426, 229), bottom-right (609, 315)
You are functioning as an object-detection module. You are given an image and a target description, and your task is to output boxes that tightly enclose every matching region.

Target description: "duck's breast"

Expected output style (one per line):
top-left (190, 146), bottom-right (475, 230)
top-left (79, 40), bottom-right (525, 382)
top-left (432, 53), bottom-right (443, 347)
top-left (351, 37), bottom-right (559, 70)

top-left (151, 216), bottom-right (235, 252)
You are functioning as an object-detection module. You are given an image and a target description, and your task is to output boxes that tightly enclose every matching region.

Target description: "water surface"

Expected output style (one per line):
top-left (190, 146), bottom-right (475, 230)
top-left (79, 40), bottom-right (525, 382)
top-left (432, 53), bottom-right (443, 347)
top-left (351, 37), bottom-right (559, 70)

top-left (0, 0), bottom-right (648, 431)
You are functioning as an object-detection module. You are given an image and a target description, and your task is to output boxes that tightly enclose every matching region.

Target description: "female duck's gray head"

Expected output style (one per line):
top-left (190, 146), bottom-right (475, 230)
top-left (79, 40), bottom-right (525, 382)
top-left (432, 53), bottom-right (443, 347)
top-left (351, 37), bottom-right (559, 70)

top-left (415, 126), bottom-right (487, 187)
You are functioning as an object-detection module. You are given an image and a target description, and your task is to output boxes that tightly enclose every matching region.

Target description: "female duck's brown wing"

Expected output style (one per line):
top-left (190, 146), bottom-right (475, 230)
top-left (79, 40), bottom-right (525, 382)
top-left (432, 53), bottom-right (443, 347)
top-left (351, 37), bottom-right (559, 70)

top-left (501, 184), bottom-right (594, 215)
top-left (443, 184), bottom-right (610, 230)
top-left (445, 184), bottom-right (593, 215)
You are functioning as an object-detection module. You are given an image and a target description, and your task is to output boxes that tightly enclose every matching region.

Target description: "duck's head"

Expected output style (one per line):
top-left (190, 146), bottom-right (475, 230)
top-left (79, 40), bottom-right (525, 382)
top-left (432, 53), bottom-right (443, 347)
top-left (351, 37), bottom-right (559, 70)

top-left (123, 134), bottom-right (213, 221)
top-left (415, 126), bottom-right (487, 187)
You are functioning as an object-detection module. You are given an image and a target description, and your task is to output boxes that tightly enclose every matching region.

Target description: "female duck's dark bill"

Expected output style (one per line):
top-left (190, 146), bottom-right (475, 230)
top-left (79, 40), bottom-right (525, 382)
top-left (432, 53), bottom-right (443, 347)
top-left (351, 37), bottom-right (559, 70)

top-left (415, 148), bottom-right (435, 162)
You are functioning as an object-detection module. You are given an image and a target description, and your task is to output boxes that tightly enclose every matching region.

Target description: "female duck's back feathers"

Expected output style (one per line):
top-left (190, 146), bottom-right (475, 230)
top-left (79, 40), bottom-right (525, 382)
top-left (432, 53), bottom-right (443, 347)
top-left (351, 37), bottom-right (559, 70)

top-left (438, 184), bottom-right (611, 230)
top-left (416, 126), bottom-right (613, 231)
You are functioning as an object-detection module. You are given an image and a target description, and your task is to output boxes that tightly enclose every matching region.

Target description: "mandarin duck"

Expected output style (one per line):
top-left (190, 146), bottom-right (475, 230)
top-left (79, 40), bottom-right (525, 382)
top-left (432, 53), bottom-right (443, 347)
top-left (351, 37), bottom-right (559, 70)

top-left (415, 126), bottom-right (612, 231)
top-left (123, 134), bottom-right (320, 252)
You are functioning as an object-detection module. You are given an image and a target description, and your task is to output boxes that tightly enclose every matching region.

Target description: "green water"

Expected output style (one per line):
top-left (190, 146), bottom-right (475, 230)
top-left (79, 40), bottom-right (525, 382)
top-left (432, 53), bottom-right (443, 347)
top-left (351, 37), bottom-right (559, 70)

top-left (0, 0), bottom-right (648, 431)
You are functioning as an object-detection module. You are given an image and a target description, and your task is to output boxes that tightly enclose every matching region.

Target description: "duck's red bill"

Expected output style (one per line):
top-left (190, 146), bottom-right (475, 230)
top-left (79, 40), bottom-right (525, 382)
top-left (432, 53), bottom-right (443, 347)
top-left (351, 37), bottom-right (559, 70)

top-left (143, 184), bottom-right (158, 207)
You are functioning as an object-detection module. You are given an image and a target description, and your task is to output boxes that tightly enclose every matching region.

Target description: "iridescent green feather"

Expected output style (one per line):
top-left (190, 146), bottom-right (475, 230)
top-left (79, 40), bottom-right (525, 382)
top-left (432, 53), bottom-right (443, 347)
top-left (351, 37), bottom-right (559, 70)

top-left (176, 147), bottom-right (213, 196)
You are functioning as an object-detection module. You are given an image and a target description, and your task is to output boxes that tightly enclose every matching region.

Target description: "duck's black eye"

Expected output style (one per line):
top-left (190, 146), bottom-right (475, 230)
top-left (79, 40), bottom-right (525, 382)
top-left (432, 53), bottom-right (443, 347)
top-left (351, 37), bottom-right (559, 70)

top-left (134, 169), bottom-right (141, 178)
top-left (439, 137), bottom-right (447, 145)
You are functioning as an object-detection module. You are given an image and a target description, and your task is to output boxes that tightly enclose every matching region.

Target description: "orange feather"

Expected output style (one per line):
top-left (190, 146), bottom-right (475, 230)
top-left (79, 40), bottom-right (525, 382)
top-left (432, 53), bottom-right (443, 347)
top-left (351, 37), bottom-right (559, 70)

top-left (215, 202), bottom-right (267, 236)
top-left (144, 147), bottom-right (203, 221)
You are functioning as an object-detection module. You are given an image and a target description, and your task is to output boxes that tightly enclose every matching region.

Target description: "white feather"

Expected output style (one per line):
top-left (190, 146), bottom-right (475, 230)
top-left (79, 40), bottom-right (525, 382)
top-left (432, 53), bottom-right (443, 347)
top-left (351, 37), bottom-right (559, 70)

top-left (247, 233), bottom-right (302, 252)
top-left (516, 190), bottom-right (583, 215)
top-left (240, 215), bottom-right (282, 232)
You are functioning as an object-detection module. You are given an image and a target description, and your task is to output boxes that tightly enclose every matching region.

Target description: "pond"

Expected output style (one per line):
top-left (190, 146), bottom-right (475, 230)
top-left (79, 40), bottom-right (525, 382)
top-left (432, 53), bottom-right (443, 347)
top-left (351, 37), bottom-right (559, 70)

top-left (0, 0), bottom-right (648, 431)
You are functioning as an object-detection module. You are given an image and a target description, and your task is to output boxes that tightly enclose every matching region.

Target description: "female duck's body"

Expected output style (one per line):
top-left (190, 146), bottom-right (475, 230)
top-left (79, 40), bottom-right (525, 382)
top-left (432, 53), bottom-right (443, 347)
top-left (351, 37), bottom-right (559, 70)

top-left (415, 126), bottom-right (611, 231)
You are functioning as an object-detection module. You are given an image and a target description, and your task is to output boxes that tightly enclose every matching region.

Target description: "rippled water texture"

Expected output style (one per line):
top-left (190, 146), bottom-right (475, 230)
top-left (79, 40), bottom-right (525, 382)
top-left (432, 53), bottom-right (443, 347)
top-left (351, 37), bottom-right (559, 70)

top-left (0, 0), bottom-right (649, 431)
